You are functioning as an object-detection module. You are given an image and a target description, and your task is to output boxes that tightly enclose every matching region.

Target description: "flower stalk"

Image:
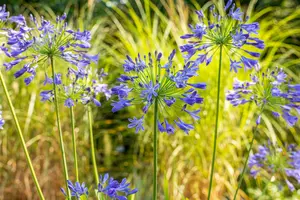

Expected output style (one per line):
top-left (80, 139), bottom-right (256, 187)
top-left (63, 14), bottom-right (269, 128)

top-left (208, 45), bottom-right (223, 200)
top-left (70, 107), bottom-right (79, 182)
top-left (233, 124), bottom-right (258, 199)
top-left (50, 56), bottom-right (71, 199)
top-left (88, 105), bottom-right (99, 184)
top-left (0, 70), bottom-right (45, 200)
top-left (233, 107), bottom-right (264, 199)
top-left (153, 98), bottom-right (159, 200)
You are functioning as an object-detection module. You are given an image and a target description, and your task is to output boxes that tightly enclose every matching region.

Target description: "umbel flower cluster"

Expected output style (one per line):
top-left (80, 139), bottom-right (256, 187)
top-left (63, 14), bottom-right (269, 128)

top-left (180, 0), bottom-right (264, 72)
top-left (1, 11), bottom-right (98, 85)
top-left (111, 51), bottom-right (206, 134)
top-left (0, 110), bottom-right (4, 129)
top-left (61, 174), bottom-right (137, 200)
top-left (249, 143), bottom-right (300, 191)
top-left (226, 68), bottom-right (299, 126)
top-left (40, 67), bottom-right (111, 108)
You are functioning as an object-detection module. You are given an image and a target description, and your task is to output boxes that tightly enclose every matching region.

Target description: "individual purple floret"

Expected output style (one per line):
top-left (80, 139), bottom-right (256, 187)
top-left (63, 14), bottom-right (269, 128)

top-left (128, 116), bottom-right (145, 133)
top-left (249, 143), bottom-right (300, 191)
top-left (0, 5), bottom-right (9, 21)
top-left (0, 111), bottom-right (5, 129)
top-left (64, 98), bottom-right (74, 107)
top-left (1, 13), bottom-right (98, 85)
top-left (180, 0), bottom-right (264, 72)
top-left (111, 51), bottom-right (205, 134)
top-left (98, 173), bottom-right (138, 200)
top-left (61, 180), bottom-right (88, 199)
top-left (39, 90), bottom-right (54, 102)
top-left (226, 68), bottom-right (299, 126)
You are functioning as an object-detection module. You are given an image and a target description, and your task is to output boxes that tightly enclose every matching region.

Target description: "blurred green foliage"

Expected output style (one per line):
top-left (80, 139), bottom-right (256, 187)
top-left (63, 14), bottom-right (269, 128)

top-left (0, 0), bottom-right (299, 199)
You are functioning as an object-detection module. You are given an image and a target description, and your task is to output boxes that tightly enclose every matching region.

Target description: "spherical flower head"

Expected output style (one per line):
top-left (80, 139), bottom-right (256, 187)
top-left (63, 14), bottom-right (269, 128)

top-left (61, 180), bottom-right (89, 199)
top-left (111, 51), bottom-right (206, 134)
top-left (40, 67), bottom-right (111, 108)
top-left (0, 110), bottom-right (5, 129)
top-left (249, 143), bottom-right (300, 192)
top-left (226, 68), bottom-right (299, 126)
top-left (180, 1), bottom-right (264, 72)
top-left (97, 173), bottom-right (138, 199)
top-left (1, 13), bottom-right (98, 85)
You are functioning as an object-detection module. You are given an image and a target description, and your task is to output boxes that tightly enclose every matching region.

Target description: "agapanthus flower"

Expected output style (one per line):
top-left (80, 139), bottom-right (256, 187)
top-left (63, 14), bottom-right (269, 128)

top-left (226, 68), bottom-right (299, 126)
top-left (180, 1), bottom-right (264, 72)
top-left (111, 51), bottom-right (205, 134)
top-left (0, 111), bottom-right (5, 129)
top-left (98, 173), bottom-right (138, 200)
top-left (1, 13), bottom-right (98, 85)
top-left (249, 143), bottom-right (300, 191)
top-left (0, 5), bottom-right (9, 22)
top-left (39, 67), bottom-right (111, 107)
top-left (61, 180), bottom-right (88, 199)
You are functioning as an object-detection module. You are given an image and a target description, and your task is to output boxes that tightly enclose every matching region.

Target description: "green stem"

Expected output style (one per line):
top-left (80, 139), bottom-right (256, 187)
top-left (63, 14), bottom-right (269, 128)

top-left (88, 105), bottom-right (99, 184)
top-left (153, 98), bottom-right (159, 200)
top-left (0, 70), bottom-right (45, 200)
top-left (50, 57), bottom-right (71, 199)
top-left (233, 106), bottom-right (264, 199)
top-left (70, 107), bottom-right (79, 182)
top-left (207, 46), bottom-right (222, 200)
top-left (233, 125), bottom-right (259, 199)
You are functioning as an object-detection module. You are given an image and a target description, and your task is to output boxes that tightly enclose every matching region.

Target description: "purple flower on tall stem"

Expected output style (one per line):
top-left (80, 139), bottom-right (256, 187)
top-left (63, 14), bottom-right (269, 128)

top-left (1, 13), bottom-right (98, 85)
top-left (226, 68), bottom-right (299, 126)
top-left (249, 143), bottom-right (300, 191)
top-left (180, 1), bottom-right (264, 72)
top-left (111, 51), bottom-right (205, 134)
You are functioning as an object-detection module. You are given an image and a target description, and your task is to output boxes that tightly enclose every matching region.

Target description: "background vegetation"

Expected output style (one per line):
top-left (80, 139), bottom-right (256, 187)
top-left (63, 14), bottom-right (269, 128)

top-left (0, 0), bottom-right (299, 199)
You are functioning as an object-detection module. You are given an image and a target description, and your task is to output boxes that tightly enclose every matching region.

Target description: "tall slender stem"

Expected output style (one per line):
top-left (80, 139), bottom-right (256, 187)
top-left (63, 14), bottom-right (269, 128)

top-left (88, 105), bottom-right (99, 184)
top-left (70, 107), bottom-right (79, 182)
top-left (233, 125), bottom-right (259, 199)
top-left (207, 46), bottom-right (223, 200)
top-left (0, 70), bottom-right (45, 200)
top-left (233, 106), bottom-right (264, 199)
top-left (50, 57), bottom-right (71, 199)
top-left (153, 98), bottom-right (159, 200)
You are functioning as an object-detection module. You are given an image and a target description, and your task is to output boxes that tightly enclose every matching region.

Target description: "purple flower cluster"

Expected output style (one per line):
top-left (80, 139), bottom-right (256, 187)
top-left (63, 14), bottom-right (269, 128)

top-left (285, 148), bottom-right (300, 191)
top-left (61, 180), bottom-right (89, 199)
top-left (248, 145), bottom-right (270, 177)
top-left (98, 173), bottom-right (138, 200)
top-left (249, 143), bottom-right (300, 191)
top-left (226, 68), bottom-right (299, 126)
top-left (1, 12), bottom-right (98, 85)
top-left (111, 51), bottom-right (205, 134)
top-left (40, 68), bottom-right (111, 107)
top-left (180, 0), bottom-right (264, 72)
top-left (0, 111), bottom-right (4, 129)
